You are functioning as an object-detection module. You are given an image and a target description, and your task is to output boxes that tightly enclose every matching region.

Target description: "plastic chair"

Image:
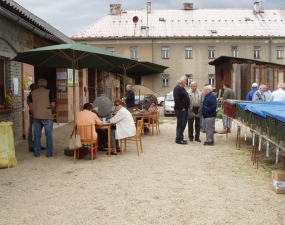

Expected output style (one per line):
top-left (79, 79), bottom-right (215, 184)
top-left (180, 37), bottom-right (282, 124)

top-left (73, 124), bottom-right (96, 164)
top-left (120, 119), bottom-right (143, 156)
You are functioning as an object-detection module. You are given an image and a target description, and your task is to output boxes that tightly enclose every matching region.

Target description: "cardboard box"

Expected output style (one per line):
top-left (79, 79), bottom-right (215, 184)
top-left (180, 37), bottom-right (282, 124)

top-left (272, 170), bottom-right (285, 194)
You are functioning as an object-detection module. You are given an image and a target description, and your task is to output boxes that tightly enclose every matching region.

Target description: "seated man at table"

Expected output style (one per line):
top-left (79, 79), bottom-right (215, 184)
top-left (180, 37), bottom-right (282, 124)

top-left (107, 99), bottom-right (136, 155)
top-left (143, 100), bottom-right (158, 134)
top-left (75, 103), bottom-right (102, 158)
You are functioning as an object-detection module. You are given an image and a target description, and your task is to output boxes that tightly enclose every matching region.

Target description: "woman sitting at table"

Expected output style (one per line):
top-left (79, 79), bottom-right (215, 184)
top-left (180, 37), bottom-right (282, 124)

top-left (75, 103), bottom-right (102, 157)
top-left (107, 99), bottom-right (136, 155)
top-left (143, 100), bottom-right (158, 134)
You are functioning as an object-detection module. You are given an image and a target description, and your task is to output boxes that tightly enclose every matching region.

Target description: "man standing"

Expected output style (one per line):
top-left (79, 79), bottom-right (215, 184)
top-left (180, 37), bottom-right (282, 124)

top-left (173, 76), bottom-right (190, 144)
top-left (30, 79), bottom-right (55, 157)
top-left (219, 83), bottom-right (235, 134)
top-left (252, 84), bottom-right (266, 101)
top-left (27, 83), bottom-right (46, 152)
top-left (270, 83), bottom-right (285, 101)
top-left (246, 83), bottom-right (258, 100)
top-left (125, 84), bottom-right (135, 112)
top-left (202, 85), bottom-right (217, 146)
top-left (264, 83), bottom-right (272, 102)
top-left (187, 81), bottom-right (202, 142)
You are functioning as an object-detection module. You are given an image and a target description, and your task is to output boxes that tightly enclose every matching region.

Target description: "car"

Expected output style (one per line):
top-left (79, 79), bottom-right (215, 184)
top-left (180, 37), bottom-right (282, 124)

top-left (135, 94), bottom-right (158, 106)
top-left (163, 91), bottom-right (175, 115)
top-left (157, 96), bottom-right (165, 106)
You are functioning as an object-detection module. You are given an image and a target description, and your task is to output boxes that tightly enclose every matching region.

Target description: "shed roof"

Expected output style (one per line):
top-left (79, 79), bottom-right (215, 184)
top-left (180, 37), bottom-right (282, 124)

top-left (72, 8), bottom-right (285, 40)
top-left (209, 56), bottom-right (285, 68)
top-left (0, 0), bottom-right (73, 44)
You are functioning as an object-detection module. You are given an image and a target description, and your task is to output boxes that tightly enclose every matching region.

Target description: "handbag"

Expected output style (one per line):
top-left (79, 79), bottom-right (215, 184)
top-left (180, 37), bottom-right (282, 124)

top-left (69, 131), bottom-right (82, 150)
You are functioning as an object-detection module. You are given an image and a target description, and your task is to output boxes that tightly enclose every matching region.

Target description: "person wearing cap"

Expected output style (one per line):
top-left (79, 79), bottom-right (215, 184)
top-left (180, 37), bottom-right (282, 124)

top-left (252, 84), bottom-right (266, 101)
top-left (264, 83), bottom-right (272, 102)
top-left (270, 83), bottom-right (285, 101)
top-left (246, 83), bottom-right (258, 101)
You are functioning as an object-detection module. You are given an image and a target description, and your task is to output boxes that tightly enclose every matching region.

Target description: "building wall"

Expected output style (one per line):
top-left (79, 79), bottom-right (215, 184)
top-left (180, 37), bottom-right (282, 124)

top-left (0, 15), bottom-right (24, 143)
top-left (82, 37), bottom-right (285, 95)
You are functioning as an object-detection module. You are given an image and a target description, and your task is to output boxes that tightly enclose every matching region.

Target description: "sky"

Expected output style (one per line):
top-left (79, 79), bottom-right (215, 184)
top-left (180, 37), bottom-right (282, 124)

top-left (15, 0), bottom-right (285, 37)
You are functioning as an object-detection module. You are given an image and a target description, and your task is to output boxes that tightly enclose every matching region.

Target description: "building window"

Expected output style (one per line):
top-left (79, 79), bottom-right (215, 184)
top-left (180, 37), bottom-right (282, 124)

top-left (231, 46), bottom-right (238, 57)
top-left (161, 46), bottom-right (169, 59)
top-left (254, 46), bottom-right (261, 59)
top-left (130, 46), bottom-right (138, 59)
top-left (276, 46), bottom-right (284, 59)
top-left (208, 46), bottom-right (215, 58)
top-left (106, 47), bottom-right (114, 53)
top-left (208, 74), bottom-right (215, 86)
top-left (162, 74), bottom-right (169, 86)
top-left (185, 74), bottom-right (193, 86)
top-left (0, 59), bottom-right (4, 105)
top-left (185, 46), bottom-right (193, 58)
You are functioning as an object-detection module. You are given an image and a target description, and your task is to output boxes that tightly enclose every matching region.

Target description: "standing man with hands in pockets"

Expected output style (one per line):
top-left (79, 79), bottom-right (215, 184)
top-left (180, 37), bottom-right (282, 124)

top-left (173, 76), bottom-right (190, 145)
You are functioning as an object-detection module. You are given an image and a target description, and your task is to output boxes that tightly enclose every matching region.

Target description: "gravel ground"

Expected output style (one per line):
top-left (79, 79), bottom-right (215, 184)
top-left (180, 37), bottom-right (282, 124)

top-left (1, 118), bottom-right (285, 225)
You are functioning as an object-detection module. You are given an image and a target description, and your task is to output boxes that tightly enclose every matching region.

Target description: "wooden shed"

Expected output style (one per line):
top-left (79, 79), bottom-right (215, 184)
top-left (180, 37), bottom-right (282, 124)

top-left (209, 56), bottom-right (285, 100)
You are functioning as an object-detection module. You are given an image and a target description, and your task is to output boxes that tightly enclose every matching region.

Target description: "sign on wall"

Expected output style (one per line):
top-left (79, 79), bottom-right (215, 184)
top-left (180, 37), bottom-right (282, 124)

top-left (67, 69), bottom-right (79, 87)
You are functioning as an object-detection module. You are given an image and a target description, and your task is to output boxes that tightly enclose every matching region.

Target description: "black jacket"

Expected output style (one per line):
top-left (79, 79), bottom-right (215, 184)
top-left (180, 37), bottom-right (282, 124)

top-left (125, 90), bottom-right (135, 107)
top-left (173, 84), bottom-right (190, 110)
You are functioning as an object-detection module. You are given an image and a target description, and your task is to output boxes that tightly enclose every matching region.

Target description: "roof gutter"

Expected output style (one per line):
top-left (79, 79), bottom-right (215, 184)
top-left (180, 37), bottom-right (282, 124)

top-left (0, 6), bottom-right (65, 44)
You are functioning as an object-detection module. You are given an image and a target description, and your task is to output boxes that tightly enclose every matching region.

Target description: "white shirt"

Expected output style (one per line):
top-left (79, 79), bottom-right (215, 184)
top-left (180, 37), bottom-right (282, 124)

top-left (264, 90), bottom-right (272, 102)
top-left (270, 88), bottom-right (285, 101)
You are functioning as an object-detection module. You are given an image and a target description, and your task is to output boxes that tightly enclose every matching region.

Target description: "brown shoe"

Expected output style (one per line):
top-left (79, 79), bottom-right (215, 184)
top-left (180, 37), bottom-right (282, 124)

top-left (227, 128), bottom-right (231, 133)
top-left (218, 129), bottom-right (228, 134)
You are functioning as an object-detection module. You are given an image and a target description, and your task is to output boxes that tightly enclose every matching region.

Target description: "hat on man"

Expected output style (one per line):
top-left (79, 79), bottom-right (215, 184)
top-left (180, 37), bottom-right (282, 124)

top-left (252, 83), bottom-right (258, 88)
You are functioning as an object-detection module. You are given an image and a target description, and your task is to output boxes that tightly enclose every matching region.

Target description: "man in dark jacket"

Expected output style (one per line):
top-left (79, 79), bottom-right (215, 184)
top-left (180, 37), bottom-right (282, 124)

top-left (202, 85), bottom-right (217, 146)
top-left (173, 76), bottom-right (190, 144)
top-left (125, 84), bottom-right (135, 111)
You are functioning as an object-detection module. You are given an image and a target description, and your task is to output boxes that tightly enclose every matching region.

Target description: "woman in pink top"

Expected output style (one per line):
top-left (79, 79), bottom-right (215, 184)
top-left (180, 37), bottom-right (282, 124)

top-left (75, 103), bottom-right (102, 141)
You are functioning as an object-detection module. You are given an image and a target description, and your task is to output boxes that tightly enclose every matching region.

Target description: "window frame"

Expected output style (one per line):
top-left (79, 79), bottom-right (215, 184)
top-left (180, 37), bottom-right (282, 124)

top-left (231, 46), bottom-right (238, 57)
top-left (185, 74), bottom-right (193, 86)
top-left (185, 46), bottom-right (193, 59)
top-left (162, 74), bottom-right (169, 86)
top-left (161, 46), bottom-right (169, 59)
top-left (208, 46), bottom-right (215, 59)
top-left (106, 47), bottom-right (114, 53)
top-left (208, 74), bottom-right (215, 86)
top-left (253, 46), bottom-right (261, 59)
top-left (130, 46), bottom-right (138, 59)
top-left (276, 46), bottom-right (284, 59)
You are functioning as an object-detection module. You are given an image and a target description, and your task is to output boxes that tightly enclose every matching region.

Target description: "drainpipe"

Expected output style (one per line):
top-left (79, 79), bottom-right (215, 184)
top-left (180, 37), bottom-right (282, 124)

top-left (269, 37), bottom-right (272, 62)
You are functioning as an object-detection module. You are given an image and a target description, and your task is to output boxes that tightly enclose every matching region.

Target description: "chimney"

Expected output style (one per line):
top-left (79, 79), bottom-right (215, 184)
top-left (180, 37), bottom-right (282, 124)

top-left (110, 4), bottom-right (121, 15)
top-left (147, 2), bottom-right (151, 13)
top-left (254, 2), bottom-right (260, 13)
top-left (183, 3), bottom-right (193, 10)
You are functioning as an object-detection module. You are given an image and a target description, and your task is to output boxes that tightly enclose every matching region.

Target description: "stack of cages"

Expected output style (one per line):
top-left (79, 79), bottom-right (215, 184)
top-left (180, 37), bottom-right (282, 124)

top-left (251, 113), bottom-right (267, 135)
top-left (267, 116), bottom-right (279, 143)
top-left (278, 120), bottom-right (285, 148)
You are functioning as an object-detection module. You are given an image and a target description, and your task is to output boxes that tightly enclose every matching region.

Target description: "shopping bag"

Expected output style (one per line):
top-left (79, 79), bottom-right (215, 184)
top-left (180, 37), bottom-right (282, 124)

top-left (0, 122), bottom-right (18, 168)
top-left (69, 134), bottom-right (82, 149)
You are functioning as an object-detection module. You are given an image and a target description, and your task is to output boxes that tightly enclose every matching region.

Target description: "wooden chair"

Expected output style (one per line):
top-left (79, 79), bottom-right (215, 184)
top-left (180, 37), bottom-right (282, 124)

top-left (120, 119), bottom-right (143, 156)
top-left (73, 124), bottom-right (96, 164)
top-left (144, 112), bottom-right (160, 136)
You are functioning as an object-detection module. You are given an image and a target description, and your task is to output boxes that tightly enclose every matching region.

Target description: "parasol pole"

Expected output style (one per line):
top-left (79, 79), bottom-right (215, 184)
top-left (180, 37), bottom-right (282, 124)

top-left (73, 62), bottom-right (76, 123)
top-left (123, 65), bottom-right (127, 98)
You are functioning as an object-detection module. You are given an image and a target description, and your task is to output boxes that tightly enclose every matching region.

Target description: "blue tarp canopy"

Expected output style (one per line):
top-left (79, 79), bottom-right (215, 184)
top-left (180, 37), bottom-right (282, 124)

top-left (238, 101), bottom-right (285, 122)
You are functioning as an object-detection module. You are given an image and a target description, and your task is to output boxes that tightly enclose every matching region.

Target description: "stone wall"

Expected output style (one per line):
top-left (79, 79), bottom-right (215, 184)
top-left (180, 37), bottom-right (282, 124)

top-left (0, 15), bottom-right (24, 143)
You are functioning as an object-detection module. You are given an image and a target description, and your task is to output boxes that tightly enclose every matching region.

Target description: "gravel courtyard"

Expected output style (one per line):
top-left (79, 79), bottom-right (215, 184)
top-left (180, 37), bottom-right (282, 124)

top-left (1, 118), bottom-right (285, 225)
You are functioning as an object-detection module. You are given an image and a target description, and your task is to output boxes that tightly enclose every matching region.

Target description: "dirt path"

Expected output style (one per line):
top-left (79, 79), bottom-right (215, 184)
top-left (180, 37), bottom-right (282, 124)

top-left (1, 119), bottom-right (285, 224)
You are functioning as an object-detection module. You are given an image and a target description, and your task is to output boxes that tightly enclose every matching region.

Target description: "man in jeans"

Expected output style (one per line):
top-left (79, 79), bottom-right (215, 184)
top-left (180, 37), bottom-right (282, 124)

top-left (187, 81), bottom-right (202, 142)
top-left (30, 79), bottom-right (55, 157)
top-left (173, 76), bottom-right (190, 144)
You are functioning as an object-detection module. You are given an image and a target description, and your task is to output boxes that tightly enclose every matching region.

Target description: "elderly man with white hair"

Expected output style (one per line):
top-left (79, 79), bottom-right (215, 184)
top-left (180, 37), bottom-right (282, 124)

top-left (252, 84), bottom-right (266, 101)
top-left (173, 76), bottom-right (190, 144)
top-left (270, 83), bottom-right (285, 101)
top-left (201, 85), bottom-right (217, 146)
top-left (187, 81), bottom-right (202, 142)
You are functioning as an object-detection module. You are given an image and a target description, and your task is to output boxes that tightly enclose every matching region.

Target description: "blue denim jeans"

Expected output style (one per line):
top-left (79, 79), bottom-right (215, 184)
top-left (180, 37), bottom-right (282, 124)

top-left (28, 116), bottom-right (34, 148)
top-left (175, 109), bottom-right (188, 142)
top-left (33, 119), bottom-right (53, 157)
top-left (222, 108), bottom-right (232, 129)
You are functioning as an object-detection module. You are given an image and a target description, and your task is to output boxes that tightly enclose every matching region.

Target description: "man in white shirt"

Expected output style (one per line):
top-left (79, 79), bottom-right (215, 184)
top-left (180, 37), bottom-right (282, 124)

top-left (264, 83), bottom-right (272, 102)
top-left (270, 83), bottom-right (285, 101)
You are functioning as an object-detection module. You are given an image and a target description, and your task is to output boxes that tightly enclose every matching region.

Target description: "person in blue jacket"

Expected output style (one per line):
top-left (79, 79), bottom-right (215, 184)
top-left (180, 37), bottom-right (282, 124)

top-left (202, 85), bottom-right (217, 146)
top-left (246, 83), bottom-right (258, 100)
